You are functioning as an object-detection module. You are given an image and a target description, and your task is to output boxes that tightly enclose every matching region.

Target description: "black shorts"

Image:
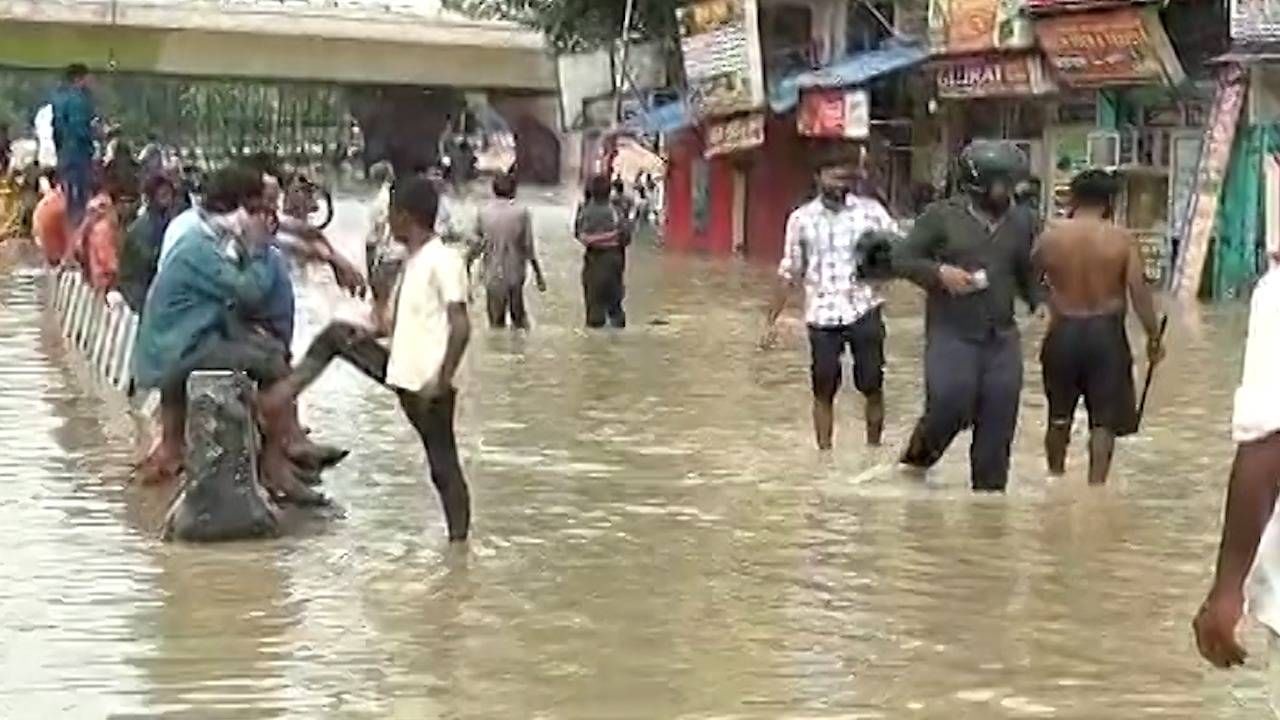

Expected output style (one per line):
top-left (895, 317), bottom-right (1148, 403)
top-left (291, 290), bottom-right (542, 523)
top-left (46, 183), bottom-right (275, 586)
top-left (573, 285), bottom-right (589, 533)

top-left (808, 308), bottom-right (885, 401)
top-left (1041, 313), bottom-right (1138, 436)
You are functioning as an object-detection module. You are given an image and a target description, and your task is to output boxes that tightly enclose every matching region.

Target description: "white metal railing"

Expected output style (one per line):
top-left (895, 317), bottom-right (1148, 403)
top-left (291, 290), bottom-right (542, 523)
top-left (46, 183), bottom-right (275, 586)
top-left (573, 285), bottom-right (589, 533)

top-left (52, 270), bottom-right (139, 394)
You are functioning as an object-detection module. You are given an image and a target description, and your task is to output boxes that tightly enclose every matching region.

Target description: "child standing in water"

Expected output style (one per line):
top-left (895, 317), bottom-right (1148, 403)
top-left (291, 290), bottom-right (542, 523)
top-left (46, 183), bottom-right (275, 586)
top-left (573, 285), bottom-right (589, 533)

top-left (261, 175), bottom-right (473, 541)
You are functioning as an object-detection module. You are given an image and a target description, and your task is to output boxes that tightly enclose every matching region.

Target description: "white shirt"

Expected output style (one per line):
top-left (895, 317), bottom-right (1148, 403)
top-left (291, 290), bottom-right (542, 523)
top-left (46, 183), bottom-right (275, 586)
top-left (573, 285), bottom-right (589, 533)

top-left (1239, 267), bottom-right (1280, 634)
top-left (34, 104), bottom-right (56, 169)
top-left (385, 241), bottom-right (468, 393)
top-left (778, 196), bottom-right (895, 328)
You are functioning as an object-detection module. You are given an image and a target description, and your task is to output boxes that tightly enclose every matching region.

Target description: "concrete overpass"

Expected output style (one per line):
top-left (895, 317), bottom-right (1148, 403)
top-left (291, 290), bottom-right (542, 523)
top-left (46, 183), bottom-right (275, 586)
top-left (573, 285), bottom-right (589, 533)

top-left (0, 0), bottom-right (557, 90)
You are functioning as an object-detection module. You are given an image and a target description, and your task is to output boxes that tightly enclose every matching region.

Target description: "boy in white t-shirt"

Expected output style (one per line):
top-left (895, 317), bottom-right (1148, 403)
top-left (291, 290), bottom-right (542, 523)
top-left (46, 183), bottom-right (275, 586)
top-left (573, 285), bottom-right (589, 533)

top-left (1195, 264), bottom-right (1280, 679)
top-left (260, 175), bottom-right (473, 541)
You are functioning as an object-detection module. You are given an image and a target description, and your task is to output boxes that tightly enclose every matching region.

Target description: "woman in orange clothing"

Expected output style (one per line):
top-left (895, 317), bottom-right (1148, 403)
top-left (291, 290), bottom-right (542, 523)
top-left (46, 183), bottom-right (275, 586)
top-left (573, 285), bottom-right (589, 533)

top-left (77, 182), bottom-right (121, 292)
top-left (31, 171), bottom-right (69, 266)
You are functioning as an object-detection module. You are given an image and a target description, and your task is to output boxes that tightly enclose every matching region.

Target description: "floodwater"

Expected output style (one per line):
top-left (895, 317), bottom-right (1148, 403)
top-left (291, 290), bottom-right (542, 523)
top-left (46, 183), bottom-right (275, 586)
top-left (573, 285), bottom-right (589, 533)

top-left (0, 195), bottom-right (1272, 718)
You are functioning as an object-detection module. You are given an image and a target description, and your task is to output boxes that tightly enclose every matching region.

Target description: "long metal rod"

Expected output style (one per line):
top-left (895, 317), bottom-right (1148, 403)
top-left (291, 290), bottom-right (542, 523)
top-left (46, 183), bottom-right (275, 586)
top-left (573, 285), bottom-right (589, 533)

top-left (613, 0), bottom-right (638, 125)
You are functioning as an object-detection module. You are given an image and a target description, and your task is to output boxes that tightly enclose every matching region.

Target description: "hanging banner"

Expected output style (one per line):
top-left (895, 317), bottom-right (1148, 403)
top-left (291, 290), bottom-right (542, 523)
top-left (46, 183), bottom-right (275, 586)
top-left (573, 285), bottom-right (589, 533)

top-left (677, 0), bottom-right (767, 120)
top-left (1232, 0), bottom-right (1280, 41)
top-left (936, 52), bottom-right (1057, 98)
top-left (797, 89), bottom-right (870, 140)
top-left (1036, 7), bottom-right (1186, 88)
top-left (1171, 64), bottom-right (1247, 303)
top-left (704, 113), bottom-right (765, 158)
top-left (927, 0), bottom-right (1034, 56)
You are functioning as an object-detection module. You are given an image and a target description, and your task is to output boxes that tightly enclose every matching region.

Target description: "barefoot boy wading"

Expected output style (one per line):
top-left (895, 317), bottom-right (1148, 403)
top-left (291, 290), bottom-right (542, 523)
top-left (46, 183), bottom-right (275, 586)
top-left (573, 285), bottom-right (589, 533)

top-left (1033, 169), bottom-right (1164, 485)
top-left (261, 175), bottom-right (473, 541)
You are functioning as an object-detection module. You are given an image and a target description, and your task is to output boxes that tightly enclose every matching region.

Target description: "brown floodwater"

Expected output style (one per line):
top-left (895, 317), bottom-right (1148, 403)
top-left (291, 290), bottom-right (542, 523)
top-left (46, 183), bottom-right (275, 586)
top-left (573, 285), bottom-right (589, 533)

top-left (0, 196), bottom-right (1272, 718)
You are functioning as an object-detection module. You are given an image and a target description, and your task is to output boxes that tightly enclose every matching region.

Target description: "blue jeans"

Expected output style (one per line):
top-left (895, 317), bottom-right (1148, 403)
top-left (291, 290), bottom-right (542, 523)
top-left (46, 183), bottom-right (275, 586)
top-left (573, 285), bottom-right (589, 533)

top-left (59, 159), bottom-right (92, 227)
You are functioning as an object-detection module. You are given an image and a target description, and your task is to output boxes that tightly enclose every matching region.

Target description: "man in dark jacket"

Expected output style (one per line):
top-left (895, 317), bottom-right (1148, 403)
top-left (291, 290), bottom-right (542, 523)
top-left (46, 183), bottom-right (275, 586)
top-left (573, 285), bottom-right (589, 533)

top-left (892, 140), bottom-right (1042, 491)
top-left (119, 173), bottom-right (181, 312)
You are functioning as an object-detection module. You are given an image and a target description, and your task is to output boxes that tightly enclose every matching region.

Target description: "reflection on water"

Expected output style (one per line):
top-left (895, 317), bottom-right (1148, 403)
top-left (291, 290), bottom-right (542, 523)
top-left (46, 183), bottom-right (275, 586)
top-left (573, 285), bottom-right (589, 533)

top-left (0, 198), bottom-right (1270, 718)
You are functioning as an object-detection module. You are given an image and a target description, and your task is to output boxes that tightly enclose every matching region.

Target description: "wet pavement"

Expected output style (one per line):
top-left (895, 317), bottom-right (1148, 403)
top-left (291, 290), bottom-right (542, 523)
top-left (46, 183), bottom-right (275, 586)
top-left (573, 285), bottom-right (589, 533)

top-left (0, 195), bottom-right (1272, 718)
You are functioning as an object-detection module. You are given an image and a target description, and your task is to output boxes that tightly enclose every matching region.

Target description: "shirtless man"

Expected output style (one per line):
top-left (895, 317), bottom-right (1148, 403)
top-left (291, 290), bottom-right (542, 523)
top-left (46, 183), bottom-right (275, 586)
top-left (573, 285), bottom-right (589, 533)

top-left (1032, 169), bottom-right (1165, 485)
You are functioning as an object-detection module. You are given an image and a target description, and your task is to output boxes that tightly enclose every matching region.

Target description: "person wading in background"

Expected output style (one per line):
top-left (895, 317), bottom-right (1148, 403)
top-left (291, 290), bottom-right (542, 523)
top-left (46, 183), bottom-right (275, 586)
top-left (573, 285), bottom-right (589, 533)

top-left (761, 156), bottom-right (897, 449)
top-left (575, 174), bottom-right (630, 329)
top-left (475, 173), bottom-right (546, 329)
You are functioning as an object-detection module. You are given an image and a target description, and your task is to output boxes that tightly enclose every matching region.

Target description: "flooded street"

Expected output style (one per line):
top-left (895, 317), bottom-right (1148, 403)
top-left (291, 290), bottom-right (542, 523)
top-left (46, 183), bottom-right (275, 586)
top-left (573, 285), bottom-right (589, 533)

top-left (0, 195), bottom-right (1270, 718)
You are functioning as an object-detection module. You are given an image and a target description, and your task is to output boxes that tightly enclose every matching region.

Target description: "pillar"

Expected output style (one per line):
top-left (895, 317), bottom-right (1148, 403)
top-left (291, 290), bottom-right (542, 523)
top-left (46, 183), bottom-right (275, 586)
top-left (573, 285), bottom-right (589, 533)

top-left (163, 370), bottom-right (280, 542)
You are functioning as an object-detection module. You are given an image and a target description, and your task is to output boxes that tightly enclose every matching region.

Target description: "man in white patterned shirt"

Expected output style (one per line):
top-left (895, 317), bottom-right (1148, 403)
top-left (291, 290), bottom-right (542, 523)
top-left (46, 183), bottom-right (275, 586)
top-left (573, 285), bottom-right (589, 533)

top-left (763, 158), bottom-right (895, 449)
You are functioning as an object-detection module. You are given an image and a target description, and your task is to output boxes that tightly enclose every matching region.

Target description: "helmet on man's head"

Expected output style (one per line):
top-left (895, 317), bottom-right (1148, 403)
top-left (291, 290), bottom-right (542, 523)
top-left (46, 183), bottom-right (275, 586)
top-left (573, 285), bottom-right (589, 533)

top-left (957, 140), bottom-right (1028, 193)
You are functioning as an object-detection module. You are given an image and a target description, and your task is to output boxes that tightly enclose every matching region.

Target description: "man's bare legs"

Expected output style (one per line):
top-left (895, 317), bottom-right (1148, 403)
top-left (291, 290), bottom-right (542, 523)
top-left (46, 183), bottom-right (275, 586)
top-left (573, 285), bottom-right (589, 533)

top-left (1046, 418), bottom-right (1071, 475)
top-left (257, 383), bottom-right (328, 506)
top-left (813, 397), bottom-right (835, 451)
top-left (137, 392), bottom-right (186, 484)
top-left (866, 390), bottom-right (885, 446)
top-left (1087, 429), bottom-right (1116, 486)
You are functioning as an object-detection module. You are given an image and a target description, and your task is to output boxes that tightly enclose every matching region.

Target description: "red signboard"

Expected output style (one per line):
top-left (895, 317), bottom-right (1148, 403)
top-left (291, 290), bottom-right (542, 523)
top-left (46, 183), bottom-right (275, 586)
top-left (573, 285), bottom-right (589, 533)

top-left (1036, 7), bottom-right (1185, 88)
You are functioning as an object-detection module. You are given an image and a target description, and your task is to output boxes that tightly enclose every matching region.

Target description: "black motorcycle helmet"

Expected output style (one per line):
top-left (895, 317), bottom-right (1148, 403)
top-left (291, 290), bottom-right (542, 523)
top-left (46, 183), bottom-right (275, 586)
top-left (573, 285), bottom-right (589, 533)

top-left (957, 140), bottom-right (1028, 195)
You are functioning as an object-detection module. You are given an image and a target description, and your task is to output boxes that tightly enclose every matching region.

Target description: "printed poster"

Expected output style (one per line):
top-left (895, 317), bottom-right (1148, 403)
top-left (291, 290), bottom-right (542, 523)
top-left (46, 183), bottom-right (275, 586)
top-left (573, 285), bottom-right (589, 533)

top-left (1232, 0), bottom-right (1280, 41)
top-left (705, 112), bottom-right (765, 158)
top-left (677, 0), bottom-right (767, 120)
top-left (927, 0), bottom-right (1032, 56)
top-left (797, 89), bottom-right (869, 140)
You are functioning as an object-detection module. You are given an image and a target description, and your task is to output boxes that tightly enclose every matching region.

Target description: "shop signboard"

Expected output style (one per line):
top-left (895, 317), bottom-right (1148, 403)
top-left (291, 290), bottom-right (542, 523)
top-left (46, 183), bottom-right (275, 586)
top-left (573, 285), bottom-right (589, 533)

top-left (1232, 0), bottom-right (1280, 41)
top-left (797, 89), bottom-right (870, 140)
top-left (1171, 64), bottom-right (1247, 303)
top-left (677, 0), bottom-right (767, 120)
top-left (927, 0), bottom-right (1033, 56)
top-left (1036, 7), bottom-right (1186, 88)
top-left (705, 112), bottom-right (765, 158)
top-left (936, 52), bottom-right (1056, 98)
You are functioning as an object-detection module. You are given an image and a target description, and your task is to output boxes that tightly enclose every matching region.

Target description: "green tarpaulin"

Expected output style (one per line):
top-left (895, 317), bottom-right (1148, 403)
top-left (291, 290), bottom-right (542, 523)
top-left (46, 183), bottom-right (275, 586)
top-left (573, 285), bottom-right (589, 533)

top-left (1213, 123), bottom-right (1280, 299)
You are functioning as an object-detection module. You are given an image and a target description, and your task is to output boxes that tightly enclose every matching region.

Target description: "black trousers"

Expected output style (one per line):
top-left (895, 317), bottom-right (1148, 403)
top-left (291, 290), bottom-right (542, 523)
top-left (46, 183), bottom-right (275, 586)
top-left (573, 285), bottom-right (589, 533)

top-left (902, 327), bottom-right (1023, 491)
top-left (159, 329), bottom-right (291, 410)
top-left (582, 247), bottom-right (626, 328)
top-left (486, 283), bottom-right (529, 329)
top-left (299, 322), bottom-right (471, 540)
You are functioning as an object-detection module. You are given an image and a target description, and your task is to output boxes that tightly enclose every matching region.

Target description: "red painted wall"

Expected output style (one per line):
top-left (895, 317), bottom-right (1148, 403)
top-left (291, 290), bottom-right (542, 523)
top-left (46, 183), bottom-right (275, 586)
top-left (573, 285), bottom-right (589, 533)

top-left (744, 114), bottom-right (812, 263)
top-left (663, 129), bottom-right (736, 255)
top-left (664, 116), bottom-right (811, 262)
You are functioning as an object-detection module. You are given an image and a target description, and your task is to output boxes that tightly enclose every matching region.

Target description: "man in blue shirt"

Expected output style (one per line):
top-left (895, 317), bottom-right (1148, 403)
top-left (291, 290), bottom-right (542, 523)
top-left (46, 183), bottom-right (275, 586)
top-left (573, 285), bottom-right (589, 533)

top-left (50, 64), bottom-right (97, 226)
top-left (134, 165), bottom-right (324, 505)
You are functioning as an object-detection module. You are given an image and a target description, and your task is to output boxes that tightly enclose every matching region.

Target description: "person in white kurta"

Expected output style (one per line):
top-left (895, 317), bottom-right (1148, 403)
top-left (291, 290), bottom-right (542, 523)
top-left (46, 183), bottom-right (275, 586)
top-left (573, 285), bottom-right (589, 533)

top-left (1195, 265), bottom-right (1280, 703)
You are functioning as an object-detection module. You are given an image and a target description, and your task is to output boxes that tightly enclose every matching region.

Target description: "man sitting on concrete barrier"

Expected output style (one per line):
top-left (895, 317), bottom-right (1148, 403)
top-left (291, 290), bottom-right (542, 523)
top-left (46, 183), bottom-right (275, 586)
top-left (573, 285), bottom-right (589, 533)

top-left (260, 174), bottom-right (473, 541)
top-left (133, 164), bottom-right (324, 505)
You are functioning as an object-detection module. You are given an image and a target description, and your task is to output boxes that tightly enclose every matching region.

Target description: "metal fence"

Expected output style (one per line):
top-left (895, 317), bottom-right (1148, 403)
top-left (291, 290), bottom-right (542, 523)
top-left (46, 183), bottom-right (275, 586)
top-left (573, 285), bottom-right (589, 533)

top-left (53, 270), bottom-right (139, 394)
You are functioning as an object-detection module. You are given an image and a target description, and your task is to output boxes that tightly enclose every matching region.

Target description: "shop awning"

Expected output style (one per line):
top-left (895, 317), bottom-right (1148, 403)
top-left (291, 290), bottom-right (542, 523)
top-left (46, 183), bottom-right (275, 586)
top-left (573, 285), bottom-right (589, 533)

top-left (623, 99), bottom-right (693, 135)
top-left (769, 42), bottom-right (928, 113)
